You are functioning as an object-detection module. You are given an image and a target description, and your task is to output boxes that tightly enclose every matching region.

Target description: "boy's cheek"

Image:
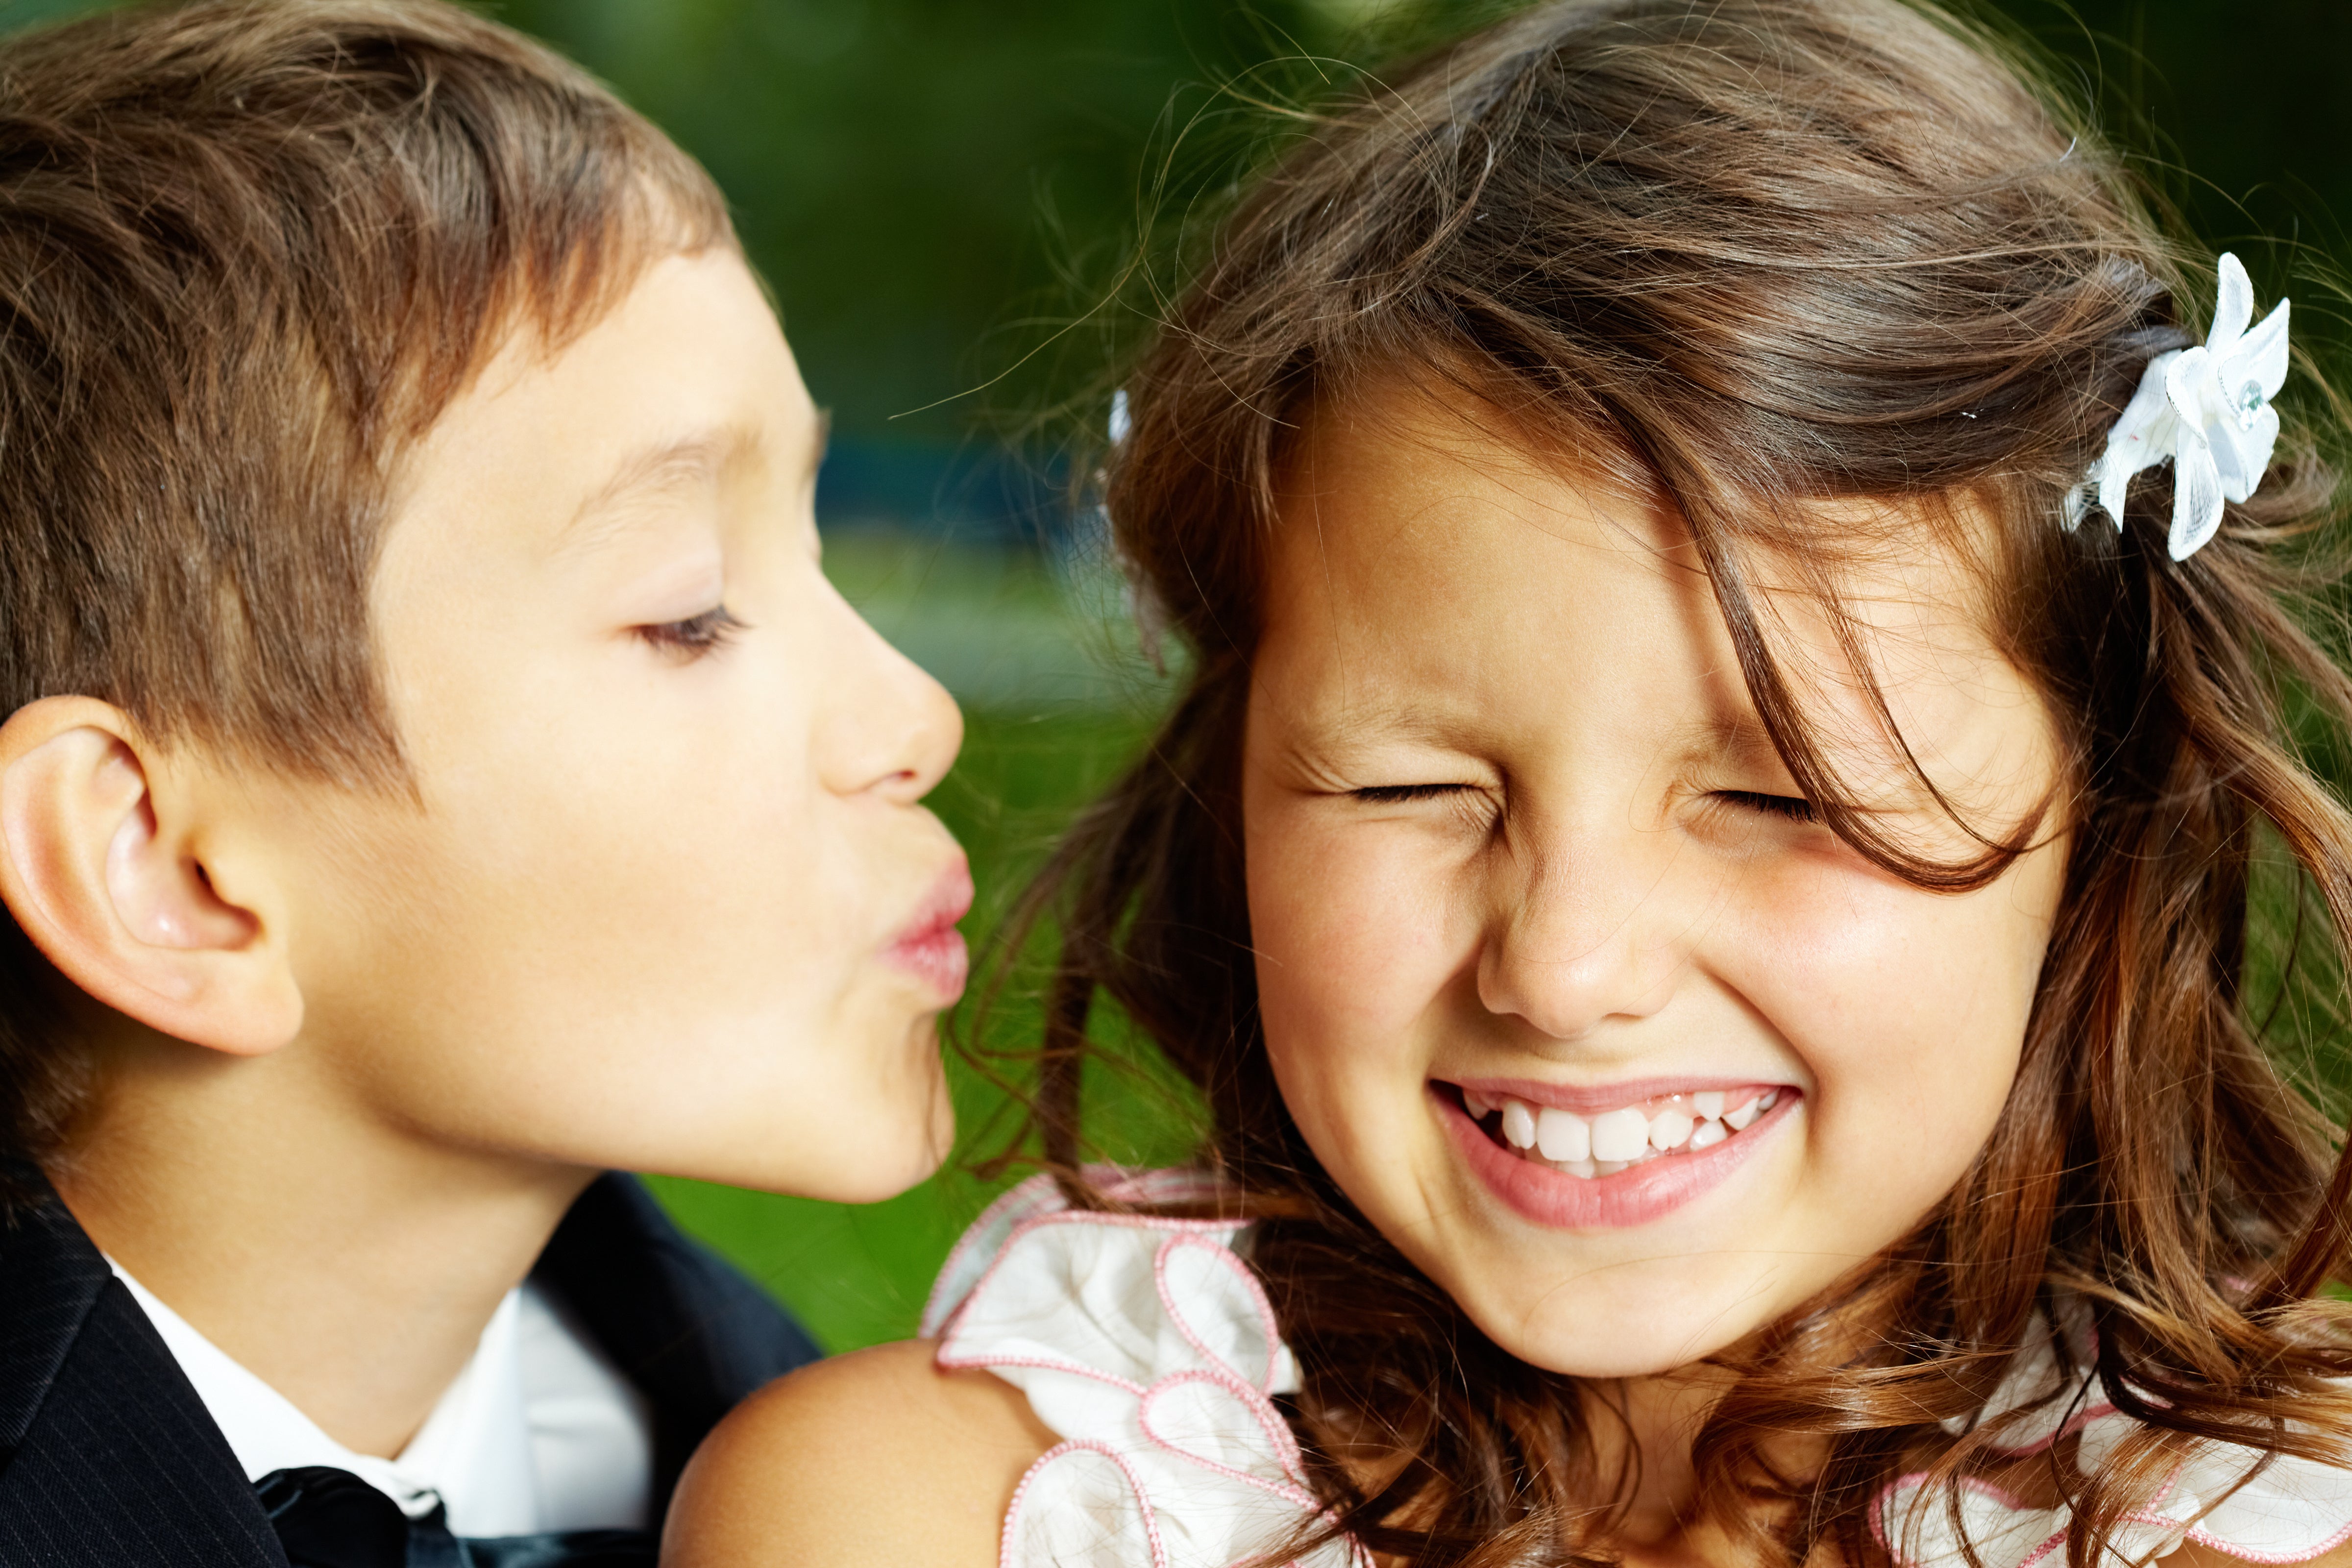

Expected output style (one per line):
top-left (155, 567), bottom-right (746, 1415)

top-left (252, 774), bottom-right (897, 1171)
top-left (304, 947), bottom-right (948, 1192)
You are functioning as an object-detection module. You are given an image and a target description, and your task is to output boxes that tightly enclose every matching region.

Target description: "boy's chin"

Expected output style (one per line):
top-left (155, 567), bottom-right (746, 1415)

top-left (659, 1082), bottom-right (956, 1203)
top-left (782, 1113), bottom-right (955, 1205)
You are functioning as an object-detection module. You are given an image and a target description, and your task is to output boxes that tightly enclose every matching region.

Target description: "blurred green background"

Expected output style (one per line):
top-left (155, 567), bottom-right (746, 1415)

top-left (10, 0), bottom-right (2348, 1350)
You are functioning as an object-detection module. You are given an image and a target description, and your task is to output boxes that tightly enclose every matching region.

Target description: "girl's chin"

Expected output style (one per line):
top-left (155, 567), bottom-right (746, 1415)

top-left (1433, 1247), bottom-right (1793, 1381)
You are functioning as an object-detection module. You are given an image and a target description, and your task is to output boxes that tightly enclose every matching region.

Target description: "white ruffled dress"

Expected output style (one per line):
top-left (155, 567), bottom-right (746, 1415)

top-left (1878, 1320), bottom-right (2352, 1568)
top-left (927, 1171), bottom-right (2352, 1568)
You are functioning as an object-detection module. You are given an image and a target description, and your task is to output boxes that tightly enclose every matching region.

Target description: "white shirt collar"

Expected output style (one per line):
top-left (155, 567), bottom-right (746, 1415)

top-left (109, 1262), bottom-right (651, 1536)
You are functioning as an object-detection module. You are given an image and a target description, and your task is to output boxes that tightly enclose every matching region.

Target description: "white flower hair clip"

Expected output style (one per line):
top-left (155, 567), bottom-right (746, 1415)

top-left (2064, 252), bottom-right (2291, 561)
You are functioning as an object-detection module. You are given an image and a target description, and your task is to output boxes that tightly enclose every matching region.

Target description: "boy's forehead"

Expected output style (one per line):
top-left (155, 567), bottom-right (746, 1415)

top-left (382, 248), bottom-right (815, 560)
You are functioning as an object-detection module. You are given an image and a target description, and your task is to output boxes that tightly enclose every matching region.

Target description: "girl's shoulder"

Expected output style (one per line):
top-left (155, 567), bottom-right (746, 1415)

top-left (1881, 1421), bottom-right (2352, 1568)
top-left (663, 1337), bottom-right (1054, 1567)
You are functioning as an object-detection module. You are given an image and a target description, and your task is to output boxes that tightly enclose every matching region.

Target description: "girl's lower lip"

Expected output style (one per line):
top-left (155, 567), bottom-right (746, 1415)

top-left (1435, 1083), bottom-right (1792, 1230)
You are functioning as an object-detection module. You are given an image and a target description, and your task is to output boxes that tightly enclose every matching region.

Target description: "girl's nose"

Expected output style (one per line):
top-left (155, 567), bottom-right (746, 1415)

top-left (1474, 828), bottom-right (1685, 1041)
top-left (813, 583), bottom-right (963, 803)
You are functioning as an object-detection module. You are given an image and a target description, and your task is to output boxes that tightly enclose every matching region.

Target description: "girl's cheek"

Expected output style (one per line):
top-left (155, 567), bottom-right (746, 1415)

top-left (1249, 809), bottom-right (1467, 1189)
top-left (1250, 808), bottom-right (1466, 1039)
top-left (1725, 855), bottom-right (2041, 1153)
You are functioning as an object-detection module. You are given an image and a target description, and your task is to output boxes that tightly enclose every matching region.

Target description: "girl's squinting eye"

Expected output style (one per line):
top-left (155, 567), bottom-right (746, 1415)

top-left (635, 606), bottom-right (746, 659)
top-left (1351, 783), bottom-right (1471, 805)
top-left (1715, 789), bottom-right (1817, 824)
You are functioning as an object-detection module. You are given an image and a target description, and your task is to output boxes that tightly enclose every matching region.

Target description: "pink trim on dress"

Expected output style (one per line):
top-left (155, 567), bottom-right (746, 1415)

top-left (1136, 1371), bottom-right (1319, 1508)
top-left (999, 1438), bottom-right (1172, 1568)
top-left (936, 1170), bottom-right (1366, 1568)
top-left (1873, 1404), bottom-right (2352, 1567)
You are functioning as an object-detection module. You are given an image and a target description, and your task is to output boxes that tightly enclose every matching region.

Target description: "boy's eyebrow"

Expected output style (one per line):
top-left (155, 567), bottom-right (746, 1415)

top-left (557, 414), bottom-right (822, 554)
top-left (560, 429), bottom-right (740, 553)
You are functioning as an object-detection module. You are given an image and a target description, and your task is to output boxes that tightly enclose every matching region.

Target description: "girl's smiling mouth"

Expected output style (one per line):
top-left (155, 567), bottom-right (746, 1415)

top-left (1435, 1078), bottom-right (1799, 1230)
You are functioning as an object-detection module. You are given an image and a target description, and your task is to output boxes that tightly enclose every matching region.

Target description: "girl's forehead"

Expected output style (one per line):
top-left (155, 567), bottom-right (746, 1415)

top-left (1269, 374), bottom-right (2001, 666)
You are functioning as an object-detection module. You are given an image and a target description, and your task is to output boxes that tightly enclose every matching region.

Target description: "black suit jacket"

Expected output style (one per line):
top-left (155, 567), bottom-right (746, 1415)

top-left (0, 1170), bottom-right (820, 1566)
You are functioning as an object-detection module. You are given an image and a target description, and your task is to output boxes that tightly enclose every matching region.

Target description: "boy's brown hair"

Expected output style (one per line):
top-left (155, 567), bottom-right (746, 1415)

top-left (0, 0), bottom-right (731, 1199)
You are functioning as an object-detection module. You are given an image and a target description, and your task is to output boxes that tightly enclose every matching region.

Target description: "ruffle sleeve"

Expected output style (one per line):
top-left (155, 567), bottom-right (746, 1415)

top-left (925, 1170), bottom-right (1368, 1568)
top-left (1876, 1323), bottom-right (2352, 1567)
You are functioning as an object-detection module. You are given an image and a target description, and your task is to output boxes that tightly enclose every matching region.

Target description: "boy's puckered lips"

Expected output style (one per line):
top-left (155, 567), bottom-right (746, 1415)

top-left (884, 859), bottom-right (973, 1002)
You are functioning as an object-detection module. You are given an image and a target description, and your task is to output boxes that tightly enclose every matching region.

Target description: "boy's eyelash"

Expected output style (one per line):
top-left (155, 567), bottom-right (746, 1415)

top-left (635, 606), bottom-right (746, 657)
top-left (1716, 789), bottom-right (1817, 824)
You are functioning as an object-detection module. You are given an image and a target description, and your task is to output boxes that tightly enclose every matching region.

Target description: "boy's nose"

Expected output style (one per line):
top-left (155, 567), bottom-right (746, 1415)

top-left (814, 587), bottom-right (963, 803)
top-left (1474, 829), bottom-right (1685, 1041)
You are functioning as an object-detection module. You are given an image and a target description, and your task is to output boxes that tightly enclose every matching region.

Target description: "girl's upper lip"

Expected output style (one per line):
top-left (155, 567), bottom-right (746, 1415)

top-left (892, 858), bottom-right (974, 947)
top-left (1442, 1074), bottom-right (1799, 1114)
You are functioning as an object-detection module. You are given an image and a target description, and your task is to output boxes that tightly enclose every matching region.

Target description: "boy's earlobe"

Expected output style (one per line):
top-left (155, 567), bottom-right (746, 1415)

top-left (0, 696), bottom-right (302, 1055)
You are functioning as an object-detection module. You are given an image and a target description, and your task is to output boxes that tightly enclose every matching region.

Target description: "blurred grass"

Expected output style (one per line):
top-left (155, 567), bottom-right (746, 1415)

top-left (644, 534), bottom-right (1200, 1352)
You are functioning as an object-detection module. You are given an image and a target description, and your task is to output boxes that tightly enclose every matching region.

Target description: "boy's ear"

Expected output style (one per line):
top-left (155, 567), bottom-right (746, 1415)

top-left (0, 696), bottom-right (301, 1055)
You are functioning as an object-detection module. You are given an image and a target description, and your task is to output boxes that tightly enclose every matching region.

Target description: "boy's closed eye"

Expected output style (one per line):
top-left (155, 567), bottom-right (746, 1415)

top-left (635, 605), bottom-right (747, 659)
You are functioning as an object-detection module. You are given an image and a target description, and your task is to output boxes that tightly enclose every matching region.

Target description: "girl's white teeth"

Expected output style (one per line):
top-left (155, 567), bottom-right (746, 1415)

top-left (1535, 1106), bottom-right (1590, 1162)
top-left (1476, 1088), bottom-right (1781, 1178)
top-left (1590, 1107), bottom-right (1650, 1162)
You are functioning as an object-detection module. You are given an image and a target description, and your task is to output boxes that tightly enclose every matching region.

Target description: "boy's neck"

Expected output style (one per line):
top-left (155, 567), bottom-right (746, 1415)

top-left (49, 1021), bottom-right (594, 1460)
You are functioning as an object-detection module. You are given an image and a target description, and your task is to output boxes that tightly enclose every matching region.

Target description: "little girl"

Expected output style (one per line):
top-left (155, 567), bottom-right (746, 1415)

top-left (667, 0), bottom-right (2352, 1564)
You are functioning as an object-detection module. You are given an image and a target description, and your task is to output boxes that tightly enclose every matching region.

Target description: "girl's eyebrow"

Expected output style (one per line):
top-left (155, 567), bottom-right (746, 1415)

top-left (1690, 713), bottom-right (1785, 771)
top-left (1298, 699), bottom-right (1480, 753)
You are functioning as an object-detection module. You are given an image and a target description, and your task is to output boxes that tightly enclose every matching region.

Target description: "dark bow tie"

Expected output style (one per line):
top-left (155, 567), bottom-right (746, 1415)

top-left (255, 1467), bottom-right (657, 1568)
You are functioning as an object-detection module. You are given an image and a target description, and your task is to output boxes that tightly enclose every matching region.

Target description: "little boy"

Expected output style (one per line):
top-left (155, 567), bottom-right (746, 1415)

top-left (0, 2), bottom-right (970, 1564)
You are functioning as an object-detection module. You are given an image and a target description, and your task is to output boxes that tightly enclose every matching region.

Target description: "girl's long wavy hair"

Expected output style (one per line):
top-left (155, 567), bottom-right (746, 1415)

top-left (996, 0), bottom-right (2352, 1561)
